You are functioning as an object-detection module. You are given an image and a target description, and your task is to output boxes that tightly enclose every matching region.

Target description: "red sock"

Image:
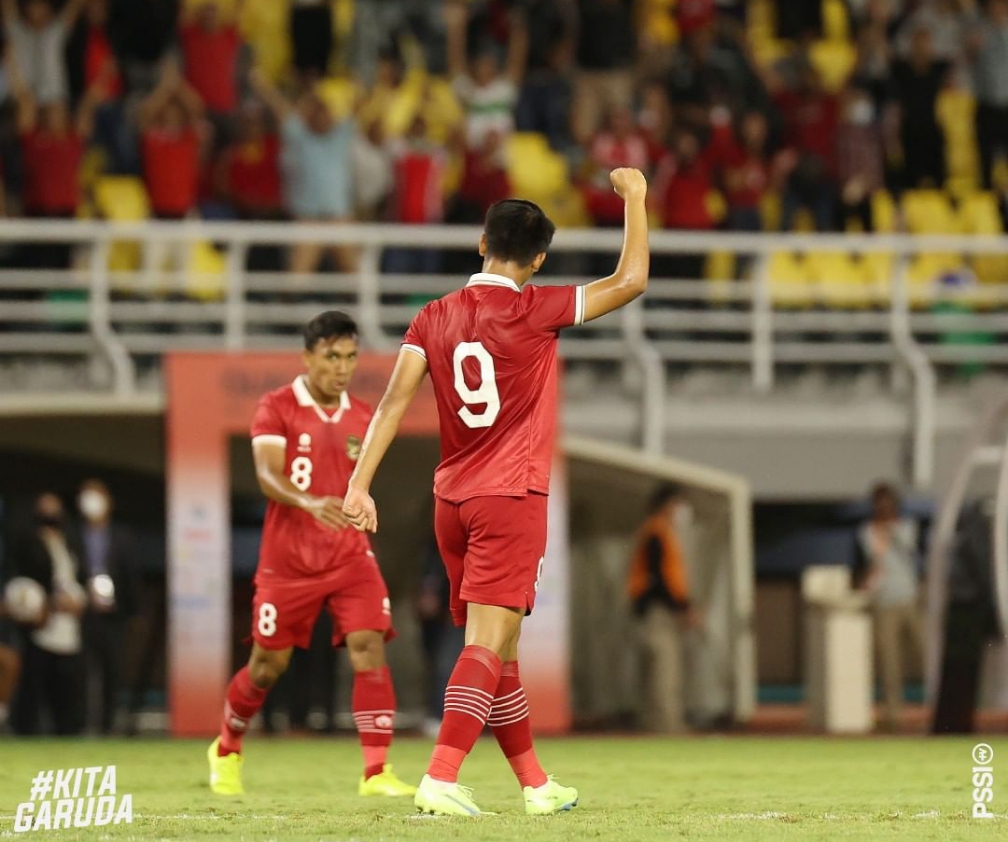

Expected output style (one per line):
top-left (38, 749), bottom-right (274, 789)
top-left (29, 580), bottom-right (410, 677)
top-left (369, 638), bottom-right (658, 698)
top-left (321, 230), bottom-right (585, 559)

top-left (352, 665), bottom-right (396, 779)
top-left (219, 666), bottom-right (268, 756)
top-left (488, 661), bottom-right (547, 789)
top-left (427, 645), bottom-right (502, 783)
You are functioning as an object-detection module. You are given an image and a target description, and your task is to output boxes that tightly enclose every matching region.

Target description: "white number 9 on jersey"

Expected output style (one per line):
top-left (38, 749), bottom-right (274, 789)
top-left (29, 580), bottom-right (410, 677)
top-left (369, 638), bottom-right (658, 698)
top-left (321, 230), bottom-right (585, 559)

top-left (453, 341), bottom-right (500, 429)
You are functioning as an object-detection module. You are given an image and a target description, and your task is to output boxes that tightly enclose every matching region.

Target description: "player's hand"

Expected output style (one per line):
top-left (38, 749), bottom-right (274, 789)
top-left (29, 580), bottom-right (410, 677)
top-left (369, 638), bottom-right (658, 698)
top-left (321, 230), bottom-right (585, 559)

top-left (342, 486), bottom-right (378, 533)
top-left (303, 495), bottom-right (351, 530)
top-left (610, 167), bottom-right (647, 201)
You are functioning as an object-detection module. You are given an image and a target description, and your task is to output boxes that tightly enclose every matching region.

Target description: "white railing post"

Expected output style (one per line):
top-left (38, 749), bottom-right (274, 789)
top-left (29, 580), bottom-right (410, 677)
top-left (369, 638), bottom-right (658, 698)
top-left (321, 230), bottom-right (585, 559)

top-left (88, 237), bottom-right (134, 396)
top-left (357, 243), bottom-right (389, 351)
top-left (890, 257), bottom-right (935, 489)
top-left (224, 241), bottom-right (247, 350)
top-left (637, 342), bottom-right (665, 454)
top-left (620, 297), bottom-right (645, 391)
top-left (751, 255), bottom-right (773, 392)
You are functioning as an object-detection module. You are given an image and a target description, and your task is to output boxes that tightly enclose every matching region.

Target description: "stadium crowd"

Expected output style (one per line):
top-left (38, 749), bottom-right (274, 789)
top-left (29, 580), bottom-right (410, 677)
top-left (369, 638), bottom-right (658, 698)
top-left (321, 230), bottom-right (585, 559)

top-left (0, 0), bottom-right (1006, 278)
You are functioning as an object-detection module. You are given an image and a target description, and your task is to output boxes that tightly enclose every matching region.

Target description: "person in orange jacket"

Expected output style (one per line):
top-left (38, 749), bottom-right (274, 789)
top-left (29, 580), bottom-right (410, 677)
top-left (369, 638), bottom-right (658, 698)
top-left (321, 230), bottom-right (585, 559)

top-left (627, 483), bottom-right (702, 732)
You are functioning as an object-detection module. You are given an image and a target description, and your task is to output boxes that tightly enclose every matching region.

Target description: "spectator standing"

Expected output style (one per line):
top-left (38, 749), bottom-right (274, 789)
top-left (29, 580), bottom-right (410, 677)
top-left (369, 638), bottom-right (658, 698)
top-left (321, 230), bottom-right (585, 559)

top-left (214, 101), bottom-right (282, 220)
top-left (837, 87), bottom-right (885, 231)
top-left (968, 0), bottom-right (1008, 188)
top-left (721, 110), bottom-right (774, 232)
top-left (66, 0), bottom-right (134, 173)
top-left (627, 484), bottom-right (701, 733)
top-left (2, 0), bottom-right (86, 104)
top-left (289, 0), bottom-right (333, 84)
top-left (583, 106), bottom-right (650, 227)
top-left (384, 110), bottom-right (449, 274)
top-left (891, 26), bottom-right (949, 189)
top-left (9, 493), bottom-right (88, 736)
top-left (572, 0), bottom-right (636, 144)
top-left (453, 128), bottom-right (510, 223)
top-left (76, 479), bottom-right (140, 735)
top-left (854, 482), bottom-right (924, 732)
top-left (774, 64), bottom-right (840, 231)
top-left (514, 0), bottom-right (574, 151)
top-left (446, 0), bottom-right (527, 150)
top-left (178, 0), bottom-right (245, 140)
top-left (138, 63), bottom-right (206, 219)
top-left (251, 68), bottom-right (356, 274)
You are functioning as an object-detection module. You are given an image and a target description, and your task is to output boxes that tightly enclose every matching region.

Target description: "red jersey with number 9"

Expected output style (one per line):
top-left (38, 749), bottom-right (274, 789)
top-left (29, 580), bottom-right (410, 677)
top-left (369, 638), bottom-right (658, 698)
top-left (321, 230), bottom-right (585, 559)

top-left (250, 376), bottom-right (373, 580)
top-left (402, 272), bottom-right (585, 503)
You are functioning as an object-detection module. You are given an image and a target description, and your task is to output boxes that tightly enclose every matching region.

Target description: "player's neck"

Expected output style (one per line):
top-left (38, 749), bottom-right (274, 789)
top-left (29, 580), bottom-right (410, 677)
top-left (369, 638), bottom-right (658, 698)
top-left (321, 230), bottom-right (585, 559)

top-left (303, 376), bottom-right (344, 409)
top-left (481, 258), bottom-right (532, 287)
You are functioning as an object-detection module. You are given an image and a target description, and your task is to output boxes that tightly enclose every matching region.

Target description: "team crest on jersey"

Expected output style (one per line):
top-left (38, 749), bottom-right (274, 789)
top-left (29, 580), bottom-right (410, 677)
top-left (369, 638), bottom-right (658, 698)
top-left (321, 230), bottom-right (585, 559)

top-left (346, 435), bottom-right (362, 461)
top-left (298, 433), bottom-right (311, 453)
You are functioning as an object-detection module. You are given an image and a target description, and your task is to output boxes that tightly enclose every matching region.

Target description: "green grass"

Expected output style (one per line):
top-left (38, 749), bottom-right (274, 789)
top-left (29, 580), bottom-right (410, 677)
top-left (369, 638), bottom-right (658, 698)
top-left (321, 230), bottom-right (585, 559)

top-left (0, 735), bottom-right (1004, 840)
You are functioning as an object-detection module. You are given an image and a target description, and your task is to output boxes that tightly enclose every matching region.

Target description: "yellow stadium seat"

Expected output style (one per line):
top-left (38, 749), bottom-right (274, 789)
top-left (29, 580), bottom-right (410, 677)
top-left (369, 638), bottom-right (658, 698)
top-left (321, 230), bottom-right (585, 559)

top-left (906, 253), bottom-right (963, 309)
top-left (809, 251), bottom-right (873, 309)
top-left (861, 253), bottom-right (894, 306)
top-left (506, 133), bottom-right (570, 203)
top-left (93, 177), bottom-right (151, 276)
top-left (747, 0), bottom-right (776, 42)
top-left (937, 88), bottom-right (980, 197)
top-left (823, 0), bottom-right (850, 41)
top-left (959, 192), bottom-right (1008, 284)
top-left (902, 189), bottom-right (958, 234)
top-left (809, 40), bottom-right (856, 93)
top-left (186, 241), bottom-right (227, 301)
top-left (870, 191), bottom-right (897, 233)
top-left (768, 252), bottom-right (814, 309)
top-left (241, 0), bottom-right (292, 83)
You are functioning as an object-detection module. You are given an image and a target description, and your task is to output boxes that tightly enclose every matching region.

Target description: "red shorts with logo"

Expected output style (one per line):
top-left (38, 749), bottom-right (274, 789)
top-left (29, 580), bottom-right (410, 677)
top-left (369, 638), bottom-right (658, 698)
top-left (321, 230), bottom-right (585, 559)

top-left (251, 554), bottom-right (394, 649)
top-left (434, 492), bottom-right (549, 626)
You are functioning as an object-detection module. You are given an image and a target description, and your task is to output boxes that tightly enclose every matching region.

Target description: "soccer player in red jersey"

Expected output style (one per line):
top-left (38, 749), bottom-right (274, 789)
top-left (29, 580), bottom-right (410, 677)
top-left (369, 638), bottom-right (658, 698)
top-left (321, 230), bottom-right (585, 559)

top-left (207, 311), bottom-right (415, 799)
top-left (343, 168), bottom-right (650, 815)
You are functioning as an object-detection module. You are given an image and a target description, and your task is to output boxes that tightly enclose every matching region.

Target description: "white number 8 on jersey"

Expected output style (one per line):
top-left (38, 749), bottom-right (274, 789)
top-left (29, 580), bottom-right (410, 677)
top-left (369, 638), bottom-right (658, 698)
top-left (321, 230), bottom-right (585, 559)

top-left (453, 342), bottom-right (500, 428)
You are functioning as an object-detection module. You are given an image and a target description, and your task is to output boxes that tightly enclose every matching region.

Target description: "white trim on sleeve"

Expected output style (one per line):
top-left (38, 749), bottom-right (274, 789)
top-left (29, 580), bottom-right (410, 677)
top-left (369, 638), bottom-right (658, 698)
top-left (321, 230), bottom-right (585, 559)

top-left (252, 434), bottom-right (287, 448)
top-left (402, 343), bottom-right (427, 361)
top-left (574, 285), bottom-right (585, 326)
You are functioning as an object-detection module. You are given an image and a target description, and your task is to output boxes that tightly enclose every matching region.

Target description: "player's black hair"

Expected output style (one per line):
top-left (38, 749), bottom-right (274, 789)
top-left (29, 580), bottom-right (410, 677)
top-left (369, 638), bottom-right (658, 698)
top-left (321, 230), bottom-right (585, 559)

top-left (648, 483), bottom-right (684, 515)
top-left (303, 310), bottom-right (358, 350)
top-left (483, 199), bottom-right (556, 266)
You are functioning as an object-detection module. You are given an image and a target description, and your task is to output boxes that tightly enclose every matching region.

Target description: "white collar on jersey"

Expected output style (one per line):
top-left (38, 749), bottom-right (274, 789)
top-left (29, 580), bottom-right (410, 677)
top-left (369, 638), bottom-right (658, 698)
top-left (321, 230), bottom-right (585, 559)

top-left (292, 376), bottom-right (351, 424)
top-left (467, 272), bottom-right (521, 293)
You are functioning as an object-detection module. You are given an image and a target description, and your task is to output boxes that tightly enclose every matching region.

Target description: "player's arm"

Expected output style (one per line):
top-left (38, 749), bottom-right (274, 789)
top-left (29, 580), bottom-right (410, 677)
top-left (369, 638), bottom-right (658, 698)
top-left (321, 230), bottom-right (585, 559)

top-left (251, 439), bottom-right (348, 529)
top-left (580, 168), bottom-right (650, 323)
top-left (343, 349), bottom-right (429, 533)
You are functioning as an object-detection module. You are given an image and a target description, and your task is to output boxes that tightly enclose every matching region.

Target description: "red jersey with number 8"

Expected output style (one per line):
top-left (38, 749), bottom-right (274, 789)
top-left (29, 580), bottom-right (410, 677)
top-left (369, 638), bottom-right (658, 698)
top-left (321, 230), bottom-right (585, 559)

top-left (250, 376), bottom-right (373, 580)
top-left (402, 272), bottom-right (585, 503)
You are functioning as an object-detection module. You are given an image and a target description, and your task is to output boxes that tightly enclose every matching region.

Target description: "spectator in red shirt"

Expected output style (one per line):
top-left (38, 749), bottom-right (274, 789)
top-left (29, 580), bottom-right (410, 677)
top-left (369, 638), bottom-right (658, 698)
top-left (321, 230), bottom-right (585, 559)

top-left (637, 80), bottom-right (674, 166)
top-left (215, 102), bottom-right (282, 220)
top-left (583, 105), bottom-right (651, 226)
top-left (12, 67), bottom-right (96, 269)
top-left (650, 129), bottom-right (717, 279)
top-left (178, 1), bottom-right (243, 121)
top-left (139, 64), bottom-right (206, 219)
top-left (454, 128), bottom-right (511, 223)
top-left (722, 110), bottom-right (773, 232)
top-left (383, 112), bottom-right (448, 274)
top-left (774, 63), bottom-right (839, 231)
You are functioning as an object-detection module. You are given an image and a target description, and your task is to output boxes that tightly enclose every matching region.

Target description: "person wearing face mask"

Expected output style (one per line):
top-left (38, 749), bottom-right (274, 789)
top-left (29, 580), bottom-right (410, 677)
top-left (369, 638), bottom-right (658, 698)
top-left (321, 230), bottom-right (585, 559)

top-left (837, 86), bottom-right (884, 232)
top-left (9, 492), bottom-right (88, 735)
top-left (626, 483), bottom-right (703, 733)
top-left (76, 478), bottom-right (140, 734)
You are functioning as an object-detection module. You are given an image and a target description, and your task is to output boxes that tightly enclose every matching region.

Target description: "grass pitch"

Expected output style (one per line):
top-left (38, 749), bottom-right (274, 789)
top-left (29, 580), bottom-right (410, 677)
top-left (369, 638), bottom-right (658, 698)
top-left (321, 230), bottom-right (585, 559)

top-left (0, 735), bottom-right (1003, 841)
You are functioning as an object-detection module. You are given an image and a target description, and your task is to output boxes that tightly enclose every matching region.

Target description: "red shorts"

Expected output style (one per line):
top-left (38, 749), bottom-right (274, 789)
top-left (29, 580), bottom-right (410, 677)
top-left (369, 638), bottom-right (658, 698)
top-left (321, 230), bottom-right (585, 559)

top-left (434, 493), bottom-right (549, 626)
top-left (251, 553), bottom-right (394, 650)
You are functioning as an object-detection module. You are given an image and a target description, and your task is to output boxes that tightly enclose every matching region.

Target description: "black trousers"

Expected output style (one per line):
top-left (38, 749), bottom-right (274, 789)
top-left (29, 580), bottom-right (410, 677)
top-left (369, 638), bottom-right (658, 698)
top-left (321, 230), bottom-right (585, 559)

top-left (11, 639), bottom-right (87, 736)
top-left (291, 5), bottom-right (334, 76)
top-left (975, 104), bottom-right (1008, 190)
top-left (85, 616), bottom-right (125, 734)
top-left (931, 601), bottom-right (998, 734)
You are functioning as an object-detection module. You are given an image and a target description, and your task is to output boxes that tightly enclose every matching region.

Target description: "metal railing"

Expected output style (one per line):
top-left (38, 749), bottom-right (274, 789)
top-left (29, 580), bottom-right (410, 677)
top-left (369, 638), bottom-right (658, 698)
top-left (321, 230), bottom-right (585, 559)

top-left (4, 221), bottom-right (1008, 484)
